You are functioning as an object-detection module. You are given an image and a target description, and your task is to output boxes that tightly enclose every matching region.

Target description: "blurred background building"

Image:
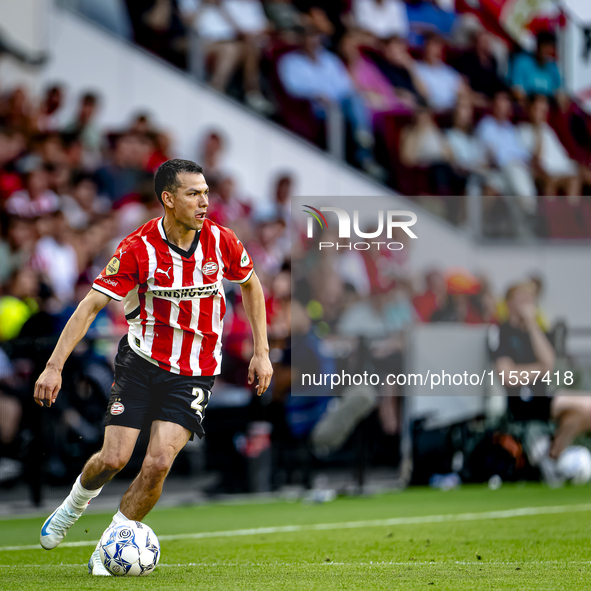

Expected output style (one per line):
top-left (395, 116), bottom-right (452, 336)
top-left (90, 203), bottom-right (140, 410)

top-left (1, 0), bottom-right (591, 508)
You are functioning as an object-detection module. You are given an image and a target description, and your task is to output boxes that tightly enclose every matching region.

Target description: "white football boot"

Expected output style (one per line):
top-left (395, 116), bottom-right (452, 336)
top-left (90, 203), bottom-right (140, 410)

top-left (88, 544), bottom-right (111, 576)
top-left (40, 499), bottom-right (82, 550)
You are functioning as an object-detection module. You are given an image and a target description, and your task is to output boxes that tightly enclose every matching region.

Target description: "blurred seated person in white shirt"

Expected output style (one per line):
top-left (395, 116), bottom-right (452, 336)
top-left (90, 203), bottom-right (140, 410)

top-left (475, 90), bottom-right (537, 213)
top-left (350, 0), bottom-right (409, 43)
top-left (180, 0), bottom-right (273, 113)
top-left (414, 33), bottom-right (470, 112)
top-left (278, 26), bottom-right (383, 177)
top-left (445, 100), bottom-right (494, 196)
top-left (518, 94), bottom-right (581, 197)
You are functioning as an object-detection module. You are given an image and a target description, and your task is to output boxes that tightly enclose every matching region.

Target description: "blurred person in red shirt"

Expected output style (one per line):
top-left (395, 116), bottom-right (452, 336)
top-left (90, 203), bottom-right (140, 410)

top-left (207, 175), bottom-right (251, 226)
top-left (0, 129), bottom-right (26, 201)
top-left (412, 269), bottom-right (446, 322)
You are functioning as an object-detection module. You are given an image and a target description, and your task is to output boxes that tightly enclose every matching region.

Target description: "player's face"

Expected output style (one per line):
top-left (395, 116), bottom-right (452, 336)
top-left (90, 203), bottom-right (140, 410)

top-left (172, 173), bottom-right (209, 231)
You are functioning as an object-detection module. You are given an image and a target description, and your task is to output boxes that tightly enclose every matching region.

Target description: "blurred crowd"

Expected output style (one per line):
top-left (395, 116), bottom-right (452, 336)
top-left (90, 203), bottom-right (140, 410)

top-left (0, 79), bottom-right (586, 498)
top-left (2, 0), bottom-right (591, 500)
top-left (116, 0), bottom-right (591, 237)
top-left (0, 80), bottom-right (294, 495)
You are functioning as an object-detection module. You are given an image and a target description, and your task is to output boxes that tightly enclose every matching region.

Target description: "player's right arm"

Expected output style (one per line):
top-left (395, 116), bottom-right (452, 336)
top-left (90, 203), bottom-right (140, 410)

top-left (34, 289), bottom-right (111, 408)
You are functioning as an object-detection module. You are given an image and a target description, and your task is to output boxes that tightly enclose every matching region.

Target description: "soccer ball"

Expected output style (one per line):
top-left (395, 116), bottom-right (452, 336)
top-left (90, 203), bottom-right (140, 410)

top-left (556, 445), bottom-right (591, 485)
top-left (99, 521), bottom-right (160, 576)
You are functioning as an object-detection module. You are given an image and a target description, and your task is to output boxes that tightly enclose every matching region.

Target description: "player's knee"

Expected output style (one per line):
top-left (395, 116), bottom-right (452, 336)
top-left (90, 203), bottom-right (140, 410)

top-left (100, 452), bottom-right (129, 474)
top-left (143, 453), bottom-right (173, 482)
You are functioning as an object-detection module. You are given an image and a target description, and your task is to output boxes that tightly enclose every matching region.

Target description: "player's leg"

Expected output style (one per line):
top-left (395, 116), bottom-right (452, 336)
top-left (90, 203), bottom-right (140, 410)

top-left (88, 421), bottom-right (189, 576)
top-left (550, 393), bottom-right (591, 458)
top-left (119, 420), bottom-right (191, 520)
top-left (81, 425), bottom-right (141, 489)
top-left (42, 337), bottom-right (153, 551)
top-left (40, 425), bottom-right (139, 550)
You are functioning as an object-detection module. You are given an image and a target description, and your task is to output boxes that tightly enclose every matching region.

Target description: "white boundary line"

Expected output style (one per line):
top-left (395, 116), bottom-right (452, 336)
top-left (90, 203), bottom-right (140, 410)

top-left (2, 560), bottom-right (591, 569)
top-left (2, 503), bottom-right (591, 553)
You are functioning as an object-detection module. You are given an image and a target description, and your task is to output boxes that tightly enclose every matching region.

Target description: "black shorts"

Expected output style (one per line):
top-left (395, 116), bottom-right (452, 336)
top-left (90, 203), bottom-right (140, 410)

top-left (104, 337), bottom-right (215, 439)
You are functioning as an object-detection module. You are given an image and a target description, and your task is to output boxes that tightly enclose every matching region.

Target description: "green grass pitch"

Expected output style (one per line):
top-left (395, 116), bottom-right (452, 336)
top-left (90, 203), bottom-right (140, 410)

top-left (1, 483), bottom-right (591, 590)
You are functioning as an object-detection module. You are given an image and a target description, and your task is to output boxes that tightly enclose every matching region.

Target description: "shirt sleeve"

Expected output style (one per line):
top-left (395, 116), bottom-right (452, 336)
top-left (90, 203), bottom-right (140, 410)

top-left (223, 231), bottom-right (254, 284)
top-left (92, 242), bottom-right (139, 301)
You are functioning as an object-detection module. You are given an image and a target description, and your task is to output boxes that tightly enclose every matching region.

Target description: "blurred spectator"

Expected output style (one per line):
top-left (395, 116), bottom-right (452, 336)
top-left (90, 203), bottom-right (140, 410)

top-left (350, 0), bottom-right (409, 42)
top-left (31, 211), bottom-right (79, 304)
top-left (0, 348), bottom-right (22, 457)
top-left (35, 85), bottom-right (65, 133)
top-left (445, 100), bottom-right (492, 196)
top-left (271, 173), bottom-right (292, 223)
top-left (278, 26), bottom-right (382, 176)
top-left (0, 129), bottom-right (26, 199)
top-left (95, 132), bottom-right (150, 203)
top-left (5, 167), bottom-right (60, 218)
top-left (255, 172), bottom-right (293, 225)
top-left (510, 31), bottom-right (565, 107)
top-left (198, 130), bottom-right (227, 187)
top-left (414, 34), bottom-right (469, 112)
top-left (63, 92), bottom-right (102, 166)
top-left (412, 270), bottom-right (446, 321)
top-left (454, 31), bottom-right (508, 104)
top-left (263, 0), bottom-right (303, 38)
top-left (405, 0), bottom-right (456, 47)
top-left (518, 94), bottom-right (580, 197)
top-left (208, 175), bottom-right (251, 227)
top-left (180, 0), bottom-right (274, 113)
top-left (431, 269), bottom-right (484, 323)
top-left (61, 173), bottom-right (110, 231)
top-left (247, 218), bottom-right (286, 280)
top-left (296, 2), bottom-right (341, 43)
top-left (0, 217), bottom-right (36, 284)
top-left (475, 91), bottom-right (536, 213)
top-left (489, 282), bottom-right (591, 466)
top-left (339, 34), bottom-right (413, 121)
top-left (0, 87), bottom-right (35, 131)
top-left (372, 36), bottom-right (426, 106)
top-left (400, 103), bottom-right (462, 196)
top-left (0, 267), bottom-right (40, 341)
top-left (126, 0), bottom-right (188, 68)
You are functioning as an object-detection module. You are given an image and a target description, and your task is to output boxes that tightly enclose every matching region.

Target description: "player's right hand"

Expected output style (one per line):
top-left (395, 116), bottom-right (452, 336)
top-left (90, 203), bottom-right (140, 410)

top-left (34, 367), bottom-right (62, 407)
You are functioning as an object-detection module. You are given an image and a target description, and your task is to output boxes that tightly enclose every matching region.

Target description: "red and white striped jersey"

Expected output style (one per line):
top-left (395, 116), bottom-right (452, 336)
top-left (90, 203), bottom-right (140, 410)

top-left (92, 217), bottom-right (254, 376)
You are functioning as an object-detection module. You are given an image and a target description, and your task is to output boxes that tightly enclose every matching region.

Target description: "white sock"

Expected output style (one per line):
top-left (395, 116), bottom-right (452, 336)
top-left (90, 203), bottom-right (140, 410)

top-left (66, 475), bottom-right (103, 514)
top-left (94, 510), bottom-right (132, 553)
top-left (107, 509), bottom-right (131, 530)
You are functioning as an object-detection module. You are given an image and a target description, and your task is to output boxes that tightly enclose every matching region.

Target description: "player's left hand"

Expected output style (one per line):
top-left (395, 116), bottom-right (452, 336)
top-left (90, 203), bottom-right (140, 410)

top-left (248, 353), bottom-right (273, 396)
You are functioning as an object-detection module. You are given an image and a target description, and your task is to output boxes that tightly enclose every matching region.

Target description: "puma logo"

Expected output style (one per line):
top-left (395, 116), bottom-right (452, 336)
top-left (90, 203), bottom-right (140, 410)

top-left (156, 266), bottom-right (172, 279)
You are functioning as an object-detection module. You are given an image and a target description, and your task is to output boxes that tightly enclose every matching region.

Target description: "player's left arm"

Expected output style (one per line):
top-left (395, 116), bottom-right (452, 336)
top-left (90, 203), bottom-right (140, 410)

top-left (240, 272), bottom-right (273, 396)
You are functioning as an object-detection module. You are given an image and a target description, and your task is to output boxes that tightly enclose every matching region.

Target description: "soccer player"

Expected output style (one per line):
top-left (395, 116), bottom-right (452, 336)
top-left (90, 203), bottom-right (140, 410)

top-left (34, 159), bottom-right (273, 575)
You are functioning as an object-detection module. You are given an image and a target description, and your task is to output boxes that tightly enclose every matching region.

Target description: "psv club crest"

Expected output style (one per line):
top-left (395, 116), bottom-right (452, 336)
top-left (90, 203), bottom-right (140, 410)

top-left (202, 261), bottom-right (218, 276)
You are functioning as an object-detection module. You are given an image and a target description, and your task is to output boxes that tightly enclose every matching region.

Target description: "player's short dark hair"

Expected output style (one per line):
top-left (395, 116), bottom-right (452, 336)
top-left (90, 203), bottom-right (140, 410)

top-left (154, 159), bottom-right (204, 206)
